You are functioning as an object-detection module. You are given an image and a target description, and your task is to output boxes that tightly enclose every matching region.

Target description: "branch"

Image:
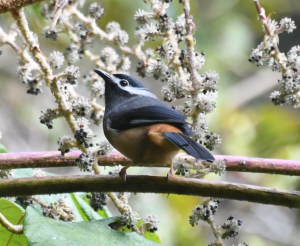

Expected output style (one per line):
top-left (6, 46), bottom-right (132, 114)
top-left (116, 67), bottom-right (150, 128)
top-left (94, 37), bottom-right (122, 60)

top-left (0, 0), bottom-right (46, 14)
top-left (0, 212), bottom-right (23, 234)
top-left (182, 0), bottom-right (201, 89)
top-left (0, 175), bottom-right (299, 209)
top-left (1, 151), bottom-right (300, 176)
top-left (10, 8), bottom-right (89, 154)
top-left (253, 0), bottom-right (272, 36)
top-left (207, 217), bottom-right (223, 245)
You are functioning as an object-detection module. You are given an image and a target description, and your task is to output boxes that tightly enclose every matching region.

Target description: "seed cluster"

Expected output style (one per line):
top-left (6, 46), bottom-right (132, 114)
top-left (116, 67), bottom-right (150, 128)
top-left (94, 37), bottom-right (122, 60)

top-left (189, 200), bottom-right (220, 226)
top-left (220, 215), bottom-right (242, 239)
top-left (120, 211), bottom-right (140, 229)
top-left (249, 6), bottom-right (300, 108)
top-left (40, 109), bottom-right (57, 129)
top-left (42, 196), bottom-right (76, 221)
top-left (86, 192), bottom-right (107, 211)
top-left (75, 152), bottom-right (95, 172)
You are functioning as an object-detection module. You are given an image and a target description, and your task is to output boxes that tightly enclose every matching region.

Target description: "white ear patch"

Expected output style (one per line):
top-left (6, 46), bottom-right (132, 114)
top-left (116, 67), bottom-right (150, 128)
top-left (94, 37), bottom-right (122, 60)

top-left (121, 86), bottom-right (157, 99)
top-left (114, 76), bottom-right (157, 99)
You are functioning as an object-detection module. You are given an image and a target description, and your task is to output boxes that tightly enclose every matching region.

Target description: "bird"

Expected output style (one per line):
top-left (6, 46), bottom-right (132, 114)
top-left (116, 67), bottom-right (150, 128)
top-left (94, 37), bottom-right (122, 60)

top-left (94, 68), bottom-right (215, 181)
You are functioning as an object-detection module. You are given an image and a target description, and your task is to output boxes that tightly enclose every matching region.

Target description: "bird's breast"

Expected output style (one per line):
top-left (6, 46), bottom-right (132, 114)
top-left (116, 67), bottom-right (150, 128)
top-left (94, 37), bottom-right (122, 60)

top-left (104, 124), bottom-right (149, 162)
top-left (104, 121), bottom-right (181, 166)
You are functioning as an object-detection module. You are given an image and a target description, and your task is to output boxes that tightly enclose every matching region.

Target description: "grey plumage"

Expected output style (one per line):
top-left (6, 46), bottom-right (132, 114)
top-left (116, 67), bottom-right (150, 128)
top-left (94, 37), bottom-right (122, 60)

top-left (93, 68), bottom-right (215, 166)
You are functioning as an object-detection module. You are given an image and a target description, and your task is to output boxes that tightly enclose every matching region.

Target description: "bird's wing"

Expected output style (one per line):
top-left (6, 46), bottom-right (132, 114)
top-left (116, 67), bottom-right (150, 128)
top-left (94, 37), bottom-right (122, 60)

top-left (162, 132), bottom-right (215, 161)
top-left (108, 97), bottom-right (193, 135)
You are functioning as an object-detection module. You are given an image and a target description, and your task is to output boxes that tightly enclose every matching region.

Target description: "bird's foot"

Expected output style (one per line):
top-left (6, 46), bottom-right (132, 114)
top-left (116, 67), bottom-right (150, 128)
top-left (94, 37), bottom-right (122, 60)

top-left (166, 170), bottom-right (173, 182)
top-left (119, 168), bottom-right (127, 183)
top-left (166, 170), bottom-right (173, 198)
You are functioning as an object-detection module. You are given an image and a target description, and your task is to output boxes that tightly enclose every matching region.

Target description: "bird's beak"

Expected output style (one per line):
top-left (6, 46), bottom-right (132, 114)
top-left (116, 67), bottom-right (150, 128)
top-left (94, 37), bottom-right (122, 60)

top-left (93, 68), bottom-right (114, 83)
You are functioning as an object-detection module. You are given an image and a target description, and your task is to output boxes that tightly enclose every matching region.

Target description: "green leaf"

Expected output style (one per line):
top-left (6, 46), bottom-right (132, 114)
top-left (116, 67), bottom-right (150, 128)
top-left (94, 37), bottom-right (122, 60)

top-left (0, 198), bottom-right (28, 246)
top-left (0, 144), bottom-right (8, 153)
top-left (103, 205), bottom-right (113, 218)
top-left (144, 231), bottom-right (162, 244)
top-left (24, 207), bottom-right (163, 246)
top-left (137, 220), bottom-right (161, 244)
top-left (71, 193), bottom-right (102, 221)
top-left (70, 193), bottom-right (89, 221)
top-left (13, 169), bottom-right (36, 179)
top-left (122, 220), bottom-right (161, 244)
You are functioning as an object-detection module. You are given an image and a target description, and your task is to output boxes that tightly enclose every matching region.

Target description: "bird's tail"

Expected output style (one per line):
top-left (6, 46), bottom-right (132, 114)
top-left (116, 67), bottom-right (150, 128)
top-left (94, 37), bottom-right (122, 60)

top-left (162, 132), bottom-right (215, 161)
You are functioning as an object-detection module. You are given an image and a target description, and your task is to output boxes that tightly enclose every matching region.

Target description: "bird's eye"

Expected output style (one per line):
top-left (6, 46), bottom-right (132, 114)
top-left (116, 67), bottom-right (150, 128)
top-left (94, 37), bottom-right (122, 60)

top-left (120, 80), bottom-right (129, 87)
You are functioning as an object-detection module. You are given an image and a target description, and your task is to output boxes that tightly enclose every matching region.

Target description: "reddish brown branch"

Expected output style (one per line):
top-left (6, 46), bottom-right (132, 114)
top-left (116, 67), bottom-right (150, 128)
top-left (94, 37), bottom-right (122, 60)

top-left (253, 0), bottom-right (272, 35)
top-left (0, 151), bottom-right (130, 169)
top-left (217, 155), bottom-right (300, 176)
top-left (1, 151), bottom-right (300, 176)
top-left (0, 175), bottom-right (299, 209)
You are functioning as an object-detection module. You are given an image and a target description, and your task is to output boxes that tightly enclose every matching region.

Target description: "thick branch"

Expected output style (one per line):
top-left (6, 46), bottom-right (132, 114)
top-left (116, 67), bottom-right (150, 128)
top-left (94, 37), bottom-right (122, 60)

top-left (1, 151), bottom-right (300, 176)
top-left (0, 175), bottom-right (299, 208)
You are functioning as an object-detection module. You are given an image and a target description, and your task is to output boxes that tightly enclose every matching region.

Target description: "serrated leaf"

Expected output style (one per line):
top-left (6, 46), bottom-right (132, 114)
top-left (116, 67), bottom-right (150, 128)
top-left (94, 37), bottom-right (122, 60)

top-left (24, 207), bottom-right (162, 246)
top-left (0, 198), bottom-right (28, 246)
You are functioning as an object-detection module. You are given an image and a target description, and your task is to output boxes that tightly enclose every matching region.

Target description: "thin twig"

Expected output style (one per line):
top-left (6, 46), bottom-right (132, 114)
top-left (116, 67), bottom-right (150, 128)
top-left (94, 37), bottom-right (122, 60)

top-left (253, 0), bottom-right (272, 36)
top-left (182, 0), bottom-right (201, 89)
top-left (252, 0), bottom-right (289, 75)
top-left (30, 196), bottom-right (48, 208)
top-left (207, 218), bottom-right (223, 245)
top-left (91, 151), bottom-right (142, 234)
top-left (10, 8), bottom-right (88, 154)
top-left (0, 212), bottom-right (23, 234)
top-left (68, 5), bottom-right (144, 62)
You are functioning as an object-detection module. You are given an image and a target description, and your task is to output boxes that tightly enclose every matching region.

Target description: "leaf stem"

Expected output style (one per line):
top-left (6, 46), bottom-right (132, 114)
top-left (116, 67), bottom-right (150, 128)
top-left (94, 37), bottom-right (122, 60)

top-left (0, 212), bottom-right (23, 234)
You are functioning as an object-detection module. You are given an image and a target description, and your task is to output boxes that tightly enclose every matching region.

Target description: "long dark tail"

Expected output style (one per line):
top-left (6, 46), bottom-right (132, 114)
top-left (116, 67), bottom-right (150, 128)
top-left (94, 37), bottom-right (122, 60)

top-left (162, 132), bottom-right (215, 161)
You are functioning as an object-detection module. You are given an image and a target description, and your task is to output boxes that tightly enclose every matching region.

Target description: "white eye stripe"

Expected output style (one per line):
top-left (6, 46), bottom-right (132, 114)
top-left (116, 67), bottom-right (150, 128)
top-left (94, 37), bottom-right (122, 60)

top-left (121, 86), bottom-right (157, 99)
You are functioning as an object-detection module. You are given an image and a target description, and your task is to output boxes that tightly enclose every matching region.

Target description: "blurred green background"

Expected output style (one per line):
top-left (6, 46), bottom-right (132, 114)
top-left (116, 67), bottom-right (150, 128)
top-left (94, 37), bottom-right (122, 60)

top-left (1, 0), bottom-right (300, 245)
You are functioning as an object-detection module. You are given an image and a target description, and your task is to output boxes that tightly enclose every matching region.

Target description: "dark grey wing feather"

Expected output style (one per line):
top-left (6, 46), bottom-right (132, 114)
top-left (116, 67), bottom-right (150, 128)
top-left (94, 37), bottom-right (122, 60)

top-left (162, 132), bottom-right (215, 161)
top-left (108, 97), bottom-right (193, 136)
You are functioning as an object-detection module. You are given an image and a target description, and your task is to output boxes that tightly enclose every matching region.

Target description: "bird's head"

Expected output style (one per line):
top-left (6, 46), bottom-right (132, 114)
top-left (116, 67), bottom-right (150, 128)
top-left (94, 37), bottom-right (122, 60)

top-left (94, 69), bottom-right (156, 110)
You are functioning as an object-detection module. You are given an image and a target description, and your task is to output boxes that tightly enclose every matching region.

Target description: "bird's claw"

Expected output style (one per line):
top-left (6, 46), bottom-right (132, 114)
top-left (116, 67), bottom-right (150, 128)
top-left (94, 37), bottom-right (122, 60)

top-left (166, 171), bottom-right (173, 182)
top-left (119, 169), bottom-right (127, 183)
top-left (166, 171), bottom-right (172, 198)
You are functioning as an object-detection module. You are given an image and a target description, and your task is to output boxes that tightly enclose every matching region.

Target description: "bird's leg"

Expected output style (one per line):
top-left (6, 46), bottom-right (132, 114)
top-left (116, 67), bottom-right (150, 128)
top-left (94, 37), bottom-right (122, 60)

top-left (119, 163), bottom-right (133, 183)
top-left (167, 159), bottom-right (173, 181)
